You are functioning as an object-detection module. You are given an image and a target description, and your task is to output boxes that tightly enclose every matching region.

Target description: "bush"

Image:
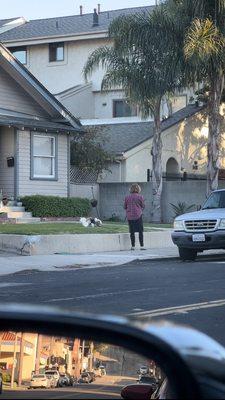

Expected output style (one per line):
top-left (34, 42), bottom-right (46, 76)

top-left (170, 202), bottom-right (195, 218)
top-left (2, 372), bottom-right (11, 383)
top-left (21, 195), bottom-right (91, 218)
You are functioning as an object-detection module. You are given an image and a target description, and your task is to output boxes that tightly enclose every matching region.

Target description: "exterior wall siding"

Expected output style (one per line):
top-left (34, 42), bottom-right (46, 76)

top-left (17, 130), bottom-right (68, 197)
top-left (0, 66), bottom-right (49, 117)
top-left (0, 127), bottom-right (15, 197)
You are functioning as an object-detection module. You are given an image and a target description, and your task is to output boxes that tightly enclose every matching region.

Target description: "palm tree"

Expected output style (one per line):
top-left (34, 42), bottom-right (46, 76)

top-left (169, 0), bottom-right (225, 195)
top-left (83, 5), bottom-right (184, 222)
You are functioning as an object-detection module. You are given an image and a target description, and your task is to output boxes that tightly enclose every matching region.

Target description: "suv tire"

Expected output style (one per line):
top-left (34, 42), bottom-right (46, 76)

top-left (179, 247), bottom-right (197, 261)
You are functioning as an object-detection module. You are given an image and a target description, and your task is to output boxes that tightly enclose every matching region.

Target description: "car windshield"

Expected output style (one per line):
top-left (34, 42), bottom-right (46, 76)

top-left (202, 191), bottom-right (225, 209)
top-left (33, 375), bottom-right (45, 379)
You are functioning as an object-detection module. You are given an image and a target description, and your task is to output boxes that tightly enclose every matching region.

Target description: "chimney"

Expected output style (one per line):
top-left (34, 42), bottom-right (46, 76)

top-left (80, 5), bottom-right (83, 15)
top-left (98, 4), bottom-right (101, 14)
top-left (92, 8), bottom-right (99, 27)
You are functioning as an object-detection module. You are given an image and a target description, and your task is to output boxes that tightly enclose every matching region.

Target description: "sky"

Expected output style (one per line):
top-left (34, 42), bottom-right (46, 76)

top-left (2, 0), bottom-right (156, 20)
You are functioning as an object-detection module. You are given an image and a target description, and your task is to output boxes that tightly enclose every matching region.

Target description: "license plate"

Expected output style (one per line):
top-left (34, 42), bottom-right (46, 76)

top-left (192, 234), bottom-right (206, 242)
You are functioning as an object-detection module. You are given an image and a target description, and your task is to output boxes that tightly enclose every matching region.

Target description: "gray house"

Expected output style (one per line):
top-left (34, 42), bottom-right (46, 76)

top-left (0, 42), bottom-right (82, 202)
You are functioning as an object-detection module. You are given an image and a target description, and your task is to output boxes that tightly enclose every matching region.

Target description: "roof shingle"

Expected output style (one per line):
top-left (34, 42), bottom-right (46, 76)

top-left (92, 105), bottom-right (202, 155)
top-left (0, 6), bottom-right (153, 42)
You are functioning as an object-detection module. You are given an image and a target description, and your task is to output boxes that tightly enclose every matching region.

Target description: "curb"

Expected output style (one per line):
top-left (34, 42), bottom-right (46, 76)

top-left (136, 252), bottom-right (225, 263)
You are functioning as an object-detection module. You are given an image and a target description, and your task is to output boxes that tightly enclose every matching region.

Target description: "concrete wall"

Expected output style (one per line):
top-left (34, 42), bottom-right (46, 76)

top-left (0, 230), bottom-right (173, 255)
top-left (70, 183), bottom-right (99, 201)
top-left (99, 180), bottom-right (225, 223)
top-left (99, 183), bottom-right (153, 222)
top-left (0, 127), bottom-right (15, 197)
top-left (17, 130), bottom-right (69, 197)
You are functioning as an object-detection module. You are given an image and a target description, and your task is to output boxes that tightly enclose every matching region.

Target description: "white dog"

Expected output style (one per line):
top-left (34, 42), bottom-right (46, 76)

top-left (80, 217), bottom-right (102, 228)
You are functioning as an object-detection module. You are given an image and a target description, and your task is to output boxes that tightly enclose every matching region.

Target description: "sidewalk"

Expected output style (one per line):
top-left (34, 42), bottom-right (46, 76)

top-left (0, 248), bottom-right (177, 276)
top-left (0, 247), bottom-right (224, 276)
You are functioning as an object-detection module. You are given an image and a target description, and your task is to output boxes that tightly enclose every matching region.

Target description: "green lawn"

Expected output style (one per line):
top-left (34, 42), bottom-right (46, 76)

top-left (0, 222), bottom-right (130, 235)
top-left (0, 221), bottom-right (170, 235)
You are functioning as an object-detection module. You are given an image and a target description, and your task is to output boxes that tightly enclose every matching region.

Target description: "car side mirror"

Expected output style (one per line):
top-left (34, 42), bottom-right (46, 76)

top-left (197, 205), bottom-right (202, 211)
top-left (1, 303), bottom-right (224, 399)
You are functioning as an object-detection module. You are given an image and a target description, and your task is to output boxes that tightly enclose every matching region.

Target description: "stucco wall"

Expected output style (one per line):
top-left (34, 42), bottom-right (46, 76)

top-left (26, 39), bottom-right (108, 94)
top-left (0, 127), bottom-right (15, 197)
top-left (17, 130), bottom-right (69, 197)
top-left (57, 85), bottom-right (95, 119)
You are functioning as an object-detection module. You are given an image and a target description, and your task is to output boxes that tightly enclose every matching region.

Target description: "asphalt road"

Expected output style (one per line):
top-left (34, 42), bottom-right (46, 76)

top-left (1, 383), bottom-right (122, 399)
top-left (0, 256), bottom-right (225, 345)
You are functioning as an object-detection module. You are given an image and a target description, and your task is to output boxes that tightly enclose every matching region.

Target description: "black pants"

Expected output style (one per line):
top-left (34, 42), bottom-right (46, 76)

top-left (128, 217), bottom-right (144, 247)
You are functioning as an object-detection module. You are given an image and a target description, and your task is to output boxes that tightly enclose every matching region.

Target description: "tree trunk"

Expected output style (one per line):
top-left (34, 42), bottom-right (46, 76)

top-left (151, 105), bottom-right (163, 223)
top-left (207, 71), bottom-right (224, 196)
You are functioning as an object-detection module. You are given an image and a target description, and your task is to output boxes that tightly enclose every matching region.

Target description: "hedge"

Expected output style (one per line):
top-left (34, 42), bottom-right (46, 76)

top-left (21, 195), bottom-right (91, 218)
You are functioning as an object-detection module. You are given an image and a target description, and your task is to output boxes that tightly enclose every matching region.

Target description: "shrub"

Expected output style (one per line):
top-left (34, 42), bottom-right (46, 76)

top-left (21, 195), bottom-right (91, 218)
top-left (170, 202), bottom-right (195, 218)
top-left (2, 372), bottom-right (11, 383)
top-left (108, 213), bottom-right (121, 222)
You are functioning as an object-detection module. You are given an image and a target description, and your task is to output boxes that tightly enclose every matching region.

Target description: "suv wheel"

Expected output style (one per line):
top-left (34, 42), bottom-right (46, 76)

top-left (179, 247), bottom-right (197, 261)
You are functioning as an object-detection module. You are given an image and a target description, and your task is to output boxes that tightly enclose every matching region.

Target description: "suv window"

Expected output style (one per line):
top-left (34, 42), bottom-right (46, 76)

top-left (203, 191), bottom-right (225, 209)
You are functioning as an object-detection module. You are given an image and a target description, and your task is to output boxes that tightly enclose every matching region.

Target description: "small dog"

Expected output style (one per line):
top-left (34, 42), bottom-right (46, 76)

top-left (80, 217), bottom-right (102, 228)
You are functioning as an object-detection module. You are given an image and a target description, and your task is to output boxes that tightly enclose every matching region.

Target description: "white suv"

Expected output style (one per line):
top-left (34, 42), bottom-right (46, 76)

top-left (172, 189), bottom-right (225, 261)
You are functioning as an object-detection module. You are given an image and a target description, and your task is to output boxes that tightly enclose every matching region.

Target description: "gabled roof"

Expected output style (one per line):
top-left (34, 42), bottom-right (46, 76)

top-left (0, 18), bottom-right (21, 28)
top-left (0, 6), bottom-right (153, 43)
top-left (94, 105), bottom-right (203, 156)
top-left (0, 43), bottom-right (82, 131)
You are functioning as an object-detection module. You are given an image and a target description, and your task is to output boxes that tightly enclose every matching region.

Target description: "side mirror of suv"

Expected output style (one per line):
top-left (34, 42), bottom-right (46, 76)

top-left (197, 205), bottom-right (202, 211)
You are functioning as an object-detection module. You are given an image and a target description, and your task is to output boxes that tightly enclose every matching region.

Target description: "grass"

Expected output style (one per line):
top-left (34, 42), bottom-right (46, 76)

top-left (105, 221), bottom-right (172, 229)
top-left (0, 221), bottom-right (171, 235)
top-left (0, 222), bottom-right (130, 235)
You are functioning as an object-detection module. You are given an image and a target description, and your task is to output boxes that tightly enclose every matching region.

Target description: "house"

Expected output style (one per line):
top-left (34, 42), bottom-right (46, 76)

top-left (0, 6), bottom-right (193, 123)
top-left (0, 43), bottom-right (82, 221)
top-left (81, 104), bottom-right (224, 183)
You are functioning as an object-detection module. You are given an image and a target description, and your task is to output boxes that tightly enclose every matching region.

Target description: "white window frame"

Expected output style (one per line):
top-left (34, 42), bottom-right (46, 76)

top-left (31, 133), bottom-right (57, 180)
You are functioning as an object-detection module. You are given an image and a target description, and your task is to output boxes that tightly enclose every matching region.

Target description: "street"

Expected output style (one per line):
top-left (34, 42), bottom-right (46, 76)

top-left (1, 382), bottom-right (122, 399)
top-left (0, 255), bottom-right (225, 345)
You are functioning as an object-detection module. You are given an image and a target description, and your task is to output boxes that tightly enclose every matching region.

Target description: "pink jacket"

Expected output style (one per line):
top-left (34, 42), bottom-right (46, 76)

top-left (124, 193), bottom-right (145, 221)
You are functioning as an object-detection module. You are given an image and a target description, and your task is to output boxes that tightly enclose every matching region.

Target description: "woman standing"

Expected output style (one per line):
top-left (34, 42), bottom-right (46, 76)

top-left (124, 184), bottom-right (145, 250)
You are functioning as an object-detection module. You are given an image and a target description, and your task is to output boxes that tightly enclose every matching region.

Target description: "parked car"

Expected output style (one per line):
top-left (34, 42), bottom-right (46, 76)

top-left (139, 365), bottom-right (149, 375)
top-left (58, 373), bottom-right (70, 387)
top-left (94, 367), bottom-right (102, 377)
top-left (29, 374), bottom-right (51, 389)
top-left (86, 371), bottom-right (96, 382)
top-left (45, 370), bottom-right (60, 387)
top-left (137, 375), bottom-right (157, 387)
top-left (121, 383), bottom-right (157, 400)
top-left (99, 365), bottom-right (106, 376)
top-left (172, 189), bottom-right (225, 261)
top-left (0, 370), bottom-right (2, 395)
top-left (78, 372), bottom-right (92, 384)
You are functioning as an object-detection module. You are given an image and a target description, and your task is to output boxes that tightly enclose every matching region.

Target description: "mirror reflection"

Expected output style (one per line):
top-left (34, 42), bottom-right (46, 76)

top-left (0, 332), bottom-right (166, 399)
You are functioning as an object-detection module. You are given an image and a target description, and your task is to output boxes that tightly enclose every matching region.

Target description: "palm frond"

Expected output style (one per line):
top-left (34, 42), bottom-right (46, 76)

top-left (184, 18), bottom-right (225, 61)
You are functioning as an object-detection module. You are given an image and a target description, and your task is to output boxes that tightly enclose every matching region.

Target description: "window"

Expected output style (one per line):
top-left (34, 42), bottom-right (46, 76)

top-left (10, 46), bottom-right (27, 64)
top-left (49, 42), bottom-right (64, 62)
top-left (31, 134), bottom-right (57, 179)
top-left (113, 100), bottom-right (138, 118)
